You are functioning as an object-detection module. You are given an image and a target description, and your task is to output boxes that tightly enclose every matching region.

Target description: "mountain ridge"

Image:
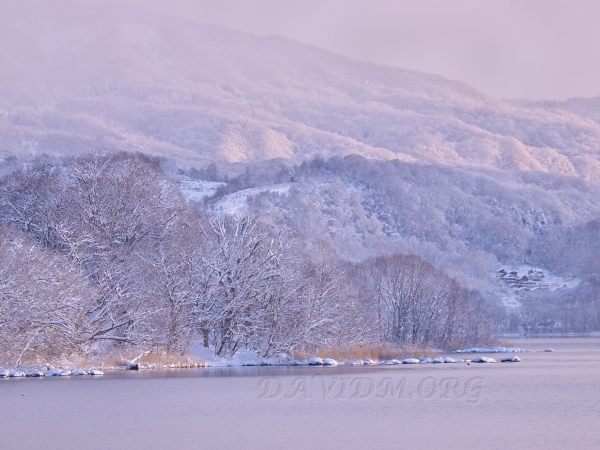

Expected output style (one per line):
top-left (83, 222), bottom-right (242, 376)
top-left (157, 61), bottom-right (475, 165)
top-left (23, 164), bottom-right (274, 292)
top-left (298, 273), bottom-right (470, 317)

top-left (2, 8), bottom-right (600, 180)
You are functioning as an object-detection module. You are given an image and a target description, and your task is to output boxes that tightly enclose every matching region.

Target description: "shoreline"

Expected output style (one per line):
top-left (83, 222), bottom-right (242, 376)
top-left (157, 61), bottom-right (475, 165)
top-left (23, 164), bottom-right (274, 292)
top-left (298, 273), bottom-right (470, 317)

top-left (0, 346), bottom-right (530, 378)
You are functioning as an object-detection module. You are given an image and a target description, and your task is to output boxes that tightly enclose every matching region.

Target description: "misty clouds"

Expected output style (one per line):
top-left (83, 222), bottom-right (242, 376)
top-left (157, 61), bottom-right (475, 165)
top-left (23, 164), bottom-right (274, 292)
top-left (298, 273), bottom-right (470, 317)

top-left (4, 0), bottom-right (600, 100)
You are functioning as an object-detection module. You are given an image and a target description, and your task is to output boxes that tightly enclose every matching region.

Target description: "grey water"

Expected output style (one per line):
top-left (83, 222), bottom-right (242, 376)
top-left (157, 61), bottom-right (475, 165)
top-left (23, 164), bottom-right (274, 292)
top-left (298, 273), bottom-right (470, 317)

top-left (1, 338), bottom-right (599, 449)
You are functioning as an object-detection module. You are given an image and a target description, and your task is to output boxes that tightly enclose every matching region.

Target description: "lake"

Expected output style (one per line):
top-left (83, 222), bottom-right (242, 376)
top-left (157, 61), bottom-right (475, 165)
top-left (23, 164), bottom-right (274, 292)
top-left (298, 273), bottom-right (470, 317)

top-left (1, 337), bottom-right (599, 449)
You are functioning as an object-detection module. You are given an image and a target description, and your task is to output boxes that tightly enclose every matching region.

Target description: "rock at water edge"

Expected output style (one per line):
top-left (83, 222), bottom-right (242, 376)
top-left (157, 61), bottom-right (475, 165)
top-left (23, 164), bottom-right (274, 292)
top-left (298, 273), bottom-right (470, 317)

top-left (471, 356), bottom-right (497, 363)
top-left (401, 358), bottom-right (420, 364)
top-left (322, 358), bottom-right (338, 366)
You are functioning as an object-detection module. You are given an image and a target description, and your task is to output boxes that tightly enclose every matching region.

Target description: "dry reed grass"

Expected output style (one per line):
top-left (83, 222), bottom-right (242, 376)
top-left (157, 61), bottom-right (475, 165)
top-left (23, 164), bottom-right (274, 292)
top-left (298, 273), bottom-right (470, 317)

top-left (138, 351), bottom-right (205, 367)
top-left (101, 350), bottom-right (205, 368)
top-left (497, 339), bottom-right (515, 348)
top-left (294, 344), bottom-right (438, 361)
top-left (4, 350), bottom-right (206, 370)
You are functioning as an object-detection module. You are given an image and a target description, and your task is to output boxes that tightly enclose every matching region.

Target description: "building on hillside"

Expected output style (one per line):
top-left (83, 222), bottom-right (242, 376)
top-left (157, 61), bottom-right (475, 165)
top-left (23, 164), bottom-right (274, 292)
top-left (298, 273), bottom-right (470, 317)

top-left (497, 268), bottom-right (549, 292)
top-left (528, 270), bottom-right (544, 281)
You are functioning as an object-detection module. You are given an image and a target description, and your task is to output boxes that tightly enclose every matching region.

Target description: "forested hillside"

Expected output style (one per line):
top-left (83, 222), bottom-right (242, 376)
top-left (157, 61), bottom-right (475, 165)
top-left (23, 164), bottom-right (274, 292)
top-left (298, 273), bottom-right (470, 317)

top-left (0, 153), bottom-right (494, 366)
top-left (2, 3), bottom-right (600, 368)
top-left (190, 156), bottom-right (600, 335)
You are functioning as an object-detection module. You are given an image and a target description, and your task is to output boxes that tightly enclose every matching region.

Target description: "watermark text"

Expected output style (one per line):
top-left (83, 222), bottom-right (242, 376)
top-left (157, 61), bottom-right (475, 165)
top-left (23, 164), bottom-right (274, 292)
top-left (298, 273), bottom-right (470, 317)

top-left (258, 375), bottom-right (484, 403)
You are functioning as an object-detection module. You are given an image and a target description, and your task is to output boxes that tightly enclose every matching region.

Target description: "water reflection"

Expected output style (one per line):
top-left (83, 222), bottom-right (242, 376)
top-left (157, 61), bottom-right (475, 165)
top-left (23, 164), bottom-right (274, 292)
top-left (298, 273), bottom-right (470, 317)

top-left (1, 338), bottom-right (599, 449)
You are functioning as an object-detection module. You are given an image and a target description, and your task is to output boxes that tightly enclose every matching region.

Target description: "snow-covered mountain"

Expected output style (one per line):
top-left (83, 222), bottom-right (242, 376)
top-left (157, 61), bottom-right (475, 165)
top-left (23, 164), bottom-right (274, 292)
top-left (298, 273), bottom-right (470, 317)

top-left (3, 5), bottom-right (600, 181)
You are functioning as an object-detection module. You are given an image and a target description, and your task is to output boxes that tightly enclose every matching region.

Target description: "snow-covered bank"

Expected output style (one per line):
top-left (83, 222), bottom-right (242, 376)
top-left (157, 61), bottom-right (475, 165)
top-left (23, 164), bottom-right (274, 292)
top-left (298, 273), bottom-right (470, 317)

top-left (0, 368), bottom-right (105, 378)
top-left (186, 347), bottom-right (470, 368)
top-left (196, 357), bottom-right (467, 367)
top-left (0, 359), bottom-right (206, 378)
top-left (0, 361), bottom-right (210, 378)
top-left (0, 353), bottom-right (521, 377)
top-left (1, 345), bottom-right (533, 377)
top-left (455, 346), bottom-right (525, 353)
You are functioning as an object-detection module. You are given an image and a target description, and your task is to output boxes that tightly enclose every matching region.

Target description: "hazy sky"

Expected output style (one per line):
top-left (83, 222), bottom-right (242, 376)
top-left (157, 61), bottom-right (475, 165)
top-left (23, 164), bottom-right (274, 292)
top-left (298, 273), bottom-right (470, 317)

top-left (7, 0), bottom-right (600, 100)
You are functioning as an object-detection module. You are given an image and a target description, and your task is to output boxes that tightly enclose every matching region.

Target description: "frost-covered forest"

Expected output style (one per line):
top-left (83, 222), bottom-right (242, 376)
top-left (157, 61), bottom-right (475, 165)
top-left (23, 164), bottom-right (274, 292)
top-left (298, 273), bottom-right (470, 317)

top-left (3, 149), bottom-right (600, 367)
top-left (188, 155), bottom-right (600, 336)
top-left (0, 153), bottom-right (495, 366)
top-left (2, 4), bottom-right (600, 366)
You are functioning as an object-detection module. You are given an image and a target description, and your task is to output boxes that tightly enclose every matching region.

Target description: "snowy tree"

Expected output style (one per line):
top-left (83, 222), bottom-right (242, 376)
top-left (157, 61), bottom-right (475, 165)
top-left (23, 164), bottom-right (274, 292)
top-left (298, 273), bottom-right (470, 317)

top-left (0, 228), bottom-right (93, 367)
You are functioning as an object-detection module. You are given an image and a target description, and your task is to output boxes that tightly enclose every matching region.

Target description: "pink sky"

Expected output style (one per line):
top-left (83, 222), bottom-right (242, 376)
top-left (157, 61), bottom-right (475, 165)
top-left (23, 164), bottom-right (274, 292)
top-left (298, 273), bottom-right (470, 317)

top-left (4, 0), bottom-right (600, 100)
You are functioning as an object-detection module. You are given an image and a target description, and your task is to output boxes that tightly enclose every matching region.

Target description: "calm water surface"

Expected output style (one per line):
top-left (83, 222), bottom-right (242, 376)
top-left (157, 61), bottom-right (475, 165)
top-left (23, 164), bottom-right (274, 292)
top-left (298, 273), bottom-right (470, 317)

top-left (1, 338), bottom-right (599, 449)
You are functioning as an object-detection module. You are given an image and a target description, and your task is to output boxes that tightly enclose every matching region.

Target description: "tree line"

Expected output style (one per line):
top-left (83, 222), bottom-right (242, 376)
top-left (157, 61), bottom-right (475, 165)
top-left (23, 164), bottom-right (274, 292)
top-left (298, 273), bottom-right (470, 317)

top-left (198, 155), bottom-right (600, 336)
top-left (0, 152), bottom-right (495, 367)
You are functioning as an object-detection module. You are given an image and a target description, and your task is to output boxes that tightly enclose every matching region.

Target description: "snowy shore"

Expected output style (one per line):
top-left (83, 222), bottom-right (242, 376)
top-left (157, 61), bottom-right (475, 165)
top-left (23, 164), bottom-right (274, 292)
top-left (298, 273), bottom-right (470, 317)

top-left (0, 357), bottom-right (464, 378)
top-left (455, 346), bottom-right (525, 353)
top-left (1, 346), bottom-right (535, 378)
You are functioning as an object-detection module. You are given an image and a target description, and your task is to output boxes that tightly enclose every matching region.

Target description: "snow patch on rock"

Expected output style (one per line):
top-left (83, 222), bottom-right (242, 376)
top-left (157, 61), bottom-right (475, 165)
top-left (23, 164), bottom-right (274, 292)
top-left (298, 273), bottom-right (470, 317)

top-left (443, 357), bottom-right (463, 363)
top-left (471, 356), bottom-right (497, 363)
top-left (401, 358), bottom-right (420, 364)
